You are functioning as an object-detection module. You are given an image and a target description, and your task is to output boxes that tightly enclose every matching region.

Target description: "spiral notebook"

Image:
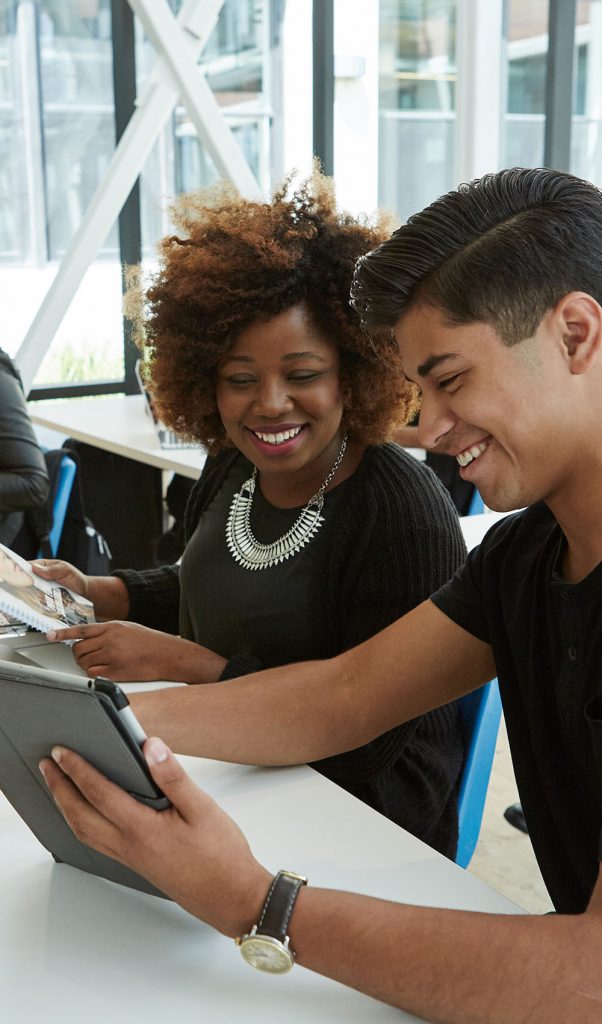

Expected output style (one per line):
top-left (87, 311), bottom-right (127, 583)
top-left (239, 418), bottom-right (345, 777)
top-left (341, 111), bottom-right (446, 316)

top-left (0, 542), bottom-right (94, 636)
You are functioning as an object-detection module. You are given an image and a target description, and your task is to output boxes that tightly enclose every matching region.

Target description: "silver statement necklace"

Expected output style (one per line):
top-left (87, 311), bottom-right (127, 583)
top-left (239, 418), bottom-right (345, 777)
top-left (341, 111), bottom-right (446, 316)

top-left (226, 434), bottom-right (348, 571)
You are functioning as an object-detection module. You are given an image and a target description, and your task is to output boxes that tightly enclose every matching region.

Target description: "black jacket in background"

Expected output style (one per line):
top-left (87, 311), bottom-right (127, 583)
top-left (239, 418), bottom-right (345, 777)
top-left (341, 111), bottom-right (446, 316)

top-left (0, 349), bottom-right (49, 549)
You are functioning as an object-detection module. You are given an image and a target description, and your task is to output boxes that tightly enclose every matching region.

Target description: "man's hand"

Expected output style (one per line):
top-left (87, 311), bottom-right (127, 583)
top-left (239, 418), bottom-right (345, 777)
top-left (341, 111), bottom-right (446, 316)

top-left (45, 620), bottom-right (226, 683)
top-left (39, 739), bottom-right (271, 937)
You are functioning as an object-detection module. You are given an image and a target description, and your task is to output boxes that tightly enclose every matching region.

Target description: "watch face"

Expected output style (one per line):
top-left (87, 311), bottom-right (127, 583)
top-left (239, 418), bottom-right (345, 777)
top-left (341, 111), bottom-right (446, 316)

top-left (240, 935), bottom-right (294, 974)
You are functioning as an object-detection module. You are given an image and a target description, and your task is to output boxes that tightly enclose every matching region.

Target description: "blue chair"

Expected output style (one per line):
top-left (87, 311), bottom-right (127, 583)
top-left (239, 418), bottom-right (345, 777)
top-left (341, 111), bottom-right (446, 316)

top-left (466, 487), bottom-right (485, 516)
top-left (39, 453), bottom-right (77, 557)
top-left (456, 679), bottom-right (502, 868)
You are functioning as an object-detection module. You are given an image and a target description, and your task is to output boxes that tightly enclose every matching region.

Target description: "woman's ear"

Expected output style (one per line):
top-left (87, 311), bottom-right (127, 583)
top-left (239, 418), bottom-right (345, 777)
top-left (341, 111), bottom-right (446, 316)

top-left (555, 292), bottom-right (602, 374)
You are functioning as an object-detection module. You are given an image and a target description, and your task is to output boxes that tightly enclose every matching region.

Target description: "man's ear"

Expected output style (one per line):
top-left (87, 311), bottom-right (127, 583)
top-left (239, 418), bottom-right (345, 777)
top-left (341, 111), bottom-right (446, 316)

top-left (555, 292), bottom-right (602, 374)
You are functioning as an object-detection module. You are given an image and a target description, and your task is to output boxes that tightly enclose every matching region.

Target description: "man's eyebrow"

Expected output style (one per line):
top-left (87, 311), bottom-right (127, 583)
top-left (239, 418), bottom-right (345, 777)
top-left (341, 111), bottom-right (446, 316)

top-left (416, 353), bottom-right (457, 378)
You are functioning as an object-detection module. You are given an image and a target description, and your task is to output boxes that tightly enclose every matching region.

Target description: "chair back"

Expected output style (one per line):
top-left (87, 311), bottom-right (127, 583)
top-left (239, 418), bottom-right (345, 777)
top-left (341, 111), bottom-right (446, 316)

top-left (456, 679), bottom-right (502, 868)
top-left (43, 453), bottom-right (77, 557)
top-left (466, 487), bottom-right (485, 516)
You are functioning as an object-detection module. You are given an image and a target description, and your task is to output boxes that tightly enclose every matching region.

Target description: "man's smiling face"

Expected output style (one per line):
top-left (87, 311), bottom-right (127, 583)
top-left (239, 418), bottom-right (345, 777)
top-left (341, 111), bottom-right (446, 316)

top-left (394, 302), bottom-right (578, 513)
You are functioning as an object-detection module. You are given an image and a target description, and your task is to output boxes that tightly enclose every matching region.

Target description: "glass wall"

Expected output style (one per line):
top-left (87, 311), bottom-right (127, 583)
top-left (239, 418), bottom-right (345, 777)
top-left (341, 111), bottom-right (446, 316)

top-left (139, 0), bottom-right (271, 256)
top-left (0, 0), bottom-right (272, 391)
top-left (571, 0), bottom-right (602, 187)
top-left (5, 0), bottom-right (602, 394)
top-left (378, 0), bottom-right (457, 222)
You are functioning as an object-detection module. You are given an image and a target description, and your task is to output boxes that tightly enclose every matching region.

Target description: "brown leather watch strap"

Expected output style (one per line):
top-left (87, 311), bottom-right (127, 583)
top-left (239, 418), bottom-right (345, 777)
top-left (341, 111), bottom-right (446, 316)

top-left (256, 871), bottom-right (307, 942)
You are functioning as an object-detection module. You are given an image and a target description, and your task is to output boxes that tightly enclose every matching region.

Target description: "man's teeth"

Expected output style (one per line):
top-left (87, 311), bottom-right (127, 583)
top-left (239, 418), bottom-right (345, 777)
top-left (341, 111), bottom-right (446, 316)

top-left (254, 426), bottom-right (302, 445)
top-left (456, 441), bottom-right (489, 467)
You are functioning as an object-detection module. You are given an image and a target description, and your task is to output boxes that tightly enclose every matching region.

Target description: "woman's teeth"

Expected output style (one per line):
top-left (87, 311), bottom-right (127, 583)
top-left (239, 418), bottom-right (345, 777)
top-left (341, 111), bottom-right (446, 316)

top-left (253, 426), bottom-right (302, 446)
top-left (456, 440), bottom-right (489, 467)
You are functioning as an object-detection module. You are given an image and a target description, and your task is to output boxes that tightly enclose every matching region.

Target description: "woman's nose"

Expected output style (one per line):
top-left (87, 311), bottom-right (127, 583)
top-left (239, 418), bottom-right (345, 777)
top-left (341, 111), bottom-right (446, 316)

top-left (254, 378), bottom-right (294, 417)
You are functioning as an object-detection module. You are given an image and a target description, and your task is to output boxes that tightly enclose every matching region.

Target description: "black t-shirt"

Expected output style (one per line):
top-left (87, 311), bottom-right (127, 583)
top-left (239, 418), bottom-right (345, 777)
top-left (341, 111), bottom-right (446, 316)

top-left (431, 502), bottom-right (602, 913)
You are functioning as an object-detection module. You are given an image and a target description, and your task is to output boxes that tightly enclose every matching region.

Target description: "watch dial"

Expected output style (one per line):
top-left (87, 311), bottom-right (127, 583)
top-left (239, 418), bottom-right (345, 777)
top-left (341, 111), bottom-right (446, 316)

top-left (240, 936), bottom-right (294, 974)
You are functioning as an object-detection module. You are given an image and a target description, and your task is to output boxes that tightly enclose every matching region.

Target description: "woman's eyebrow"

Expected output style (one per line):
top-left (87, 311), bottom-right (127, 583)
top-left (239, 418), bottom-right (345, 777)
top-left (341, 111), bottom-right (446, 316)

top-left (220, 354), bottom-right (254, 365)
top-left (221, 351), bottom-right (328, 366)
top-left (281, 351), bottom-right (327, 363)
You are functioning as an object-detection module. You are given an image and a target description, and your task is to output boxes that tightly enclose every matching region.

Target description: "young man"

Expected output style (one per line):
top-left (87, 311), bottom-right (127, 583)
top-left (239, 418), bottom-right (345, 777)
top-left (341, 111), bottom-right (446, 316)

top-left (41, 167), bottom-right (602, 1022)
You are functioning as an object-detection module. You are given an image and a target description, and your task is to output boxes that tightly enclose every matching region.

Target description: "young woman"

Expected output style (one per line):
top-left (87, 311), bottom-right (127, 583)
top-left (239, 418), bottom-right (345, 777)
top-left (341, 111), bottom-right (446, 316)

top-left (37, 172), bottom-right (467, 857)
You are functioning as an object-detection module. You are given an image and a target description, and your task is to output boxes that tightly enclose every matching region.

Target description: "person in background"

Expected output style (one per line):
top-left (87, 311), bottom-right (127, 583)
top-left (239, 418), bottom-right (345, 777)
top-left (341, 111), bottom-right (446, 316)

top-left (0, 349), bottom-right (49, 557)
top-left (37, 169), bottom-right (467, 857)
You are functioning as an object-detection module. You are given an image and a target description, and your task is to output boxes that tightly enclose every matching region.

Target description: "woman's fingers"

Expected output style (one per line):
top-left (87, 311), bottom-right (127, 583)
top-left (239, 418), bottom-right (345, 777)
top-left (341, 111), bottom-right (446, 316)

top-left (47, 623), bottom-right (104, 643)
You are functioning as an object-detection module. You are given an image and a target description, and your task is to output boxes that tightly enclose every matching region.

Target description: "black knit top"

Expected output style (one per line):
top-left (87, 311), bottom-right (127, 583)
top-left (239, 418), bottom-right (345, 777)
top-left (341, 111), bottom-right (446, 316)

top-left (116, 444), bottom-right (467, 857)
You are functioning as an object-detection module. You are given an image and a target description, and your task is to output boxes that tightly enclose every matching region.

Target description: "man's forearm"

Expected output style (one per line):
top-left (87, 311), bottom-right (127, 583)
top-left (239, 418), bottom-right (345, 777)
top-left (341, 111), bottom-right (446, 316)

top-left (129, 655), bottom-right (352, 763)
top-left (129, 602), bottom-right (496, 764)
top-left (290, 889), bottom-right (602, 1024)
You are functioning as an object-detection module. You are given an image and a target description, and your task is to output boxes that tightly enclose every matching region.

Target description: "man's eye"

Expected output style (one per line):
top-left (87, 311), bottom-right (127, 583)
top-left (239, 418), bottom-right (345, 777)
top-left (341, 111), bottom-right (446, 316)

top-left (437, 373), bottom-right (461, 390)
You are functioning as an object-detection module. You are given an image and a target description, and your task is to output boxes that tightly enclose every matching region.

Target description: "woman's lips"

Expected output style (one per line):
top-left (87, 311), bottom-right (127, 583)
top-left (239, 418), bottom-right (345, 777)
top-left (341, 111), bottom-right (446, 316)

top-left (245, 424), bottom-right (307, 455)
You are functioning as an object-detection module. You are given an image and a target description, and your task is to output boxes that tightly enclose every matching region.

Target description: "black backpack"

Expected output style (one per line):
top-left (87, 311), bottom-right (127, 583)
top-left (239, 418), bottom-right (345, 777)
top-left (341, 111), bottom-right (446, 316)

top-left (26, 448), bottom-right (112, 574)
top-left (56, 449), bottom-right (112, 574)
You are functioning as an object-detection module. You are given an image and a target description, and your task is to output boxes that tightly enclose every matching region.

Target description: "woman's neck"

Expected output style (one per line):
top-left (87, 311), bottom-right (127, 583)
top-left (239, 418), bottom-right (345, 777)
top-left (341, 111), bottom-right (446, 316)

top-left (257, 439), bottom-right (366, 509)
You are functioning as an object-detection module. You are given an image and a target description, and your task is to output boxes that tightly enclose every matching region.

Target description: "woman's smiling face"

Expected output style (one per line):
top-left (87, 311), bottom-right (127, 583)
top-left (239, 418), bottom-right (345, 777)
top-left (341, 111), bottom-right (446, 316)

top-left (216, 303), bottom-right (346, 499)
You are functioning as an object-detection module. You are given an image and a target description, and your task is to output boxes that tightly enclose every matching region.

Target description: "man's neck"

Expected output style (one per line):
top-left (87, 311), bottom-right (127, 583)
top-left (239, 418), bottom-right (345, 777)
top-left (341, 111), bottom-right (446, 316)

top-left (549, 471), bottom-right (602, 583)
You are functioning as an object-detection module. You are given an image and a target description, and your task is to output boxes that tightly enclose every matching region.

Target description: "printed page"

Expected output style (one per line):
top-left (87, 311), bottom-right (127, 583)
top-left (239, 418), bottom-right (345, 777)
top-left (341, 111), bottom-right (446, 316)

top-left (0, 543), bottom-right (95, 636)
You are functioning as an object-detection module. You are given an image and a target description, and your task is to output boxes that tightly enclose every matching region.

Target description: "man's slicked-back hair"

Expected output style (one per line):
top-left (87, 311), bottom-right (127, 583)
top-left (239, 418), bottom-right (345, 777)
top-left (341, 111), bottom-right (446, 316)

top-left (351, 167), bottom-right (602, 344)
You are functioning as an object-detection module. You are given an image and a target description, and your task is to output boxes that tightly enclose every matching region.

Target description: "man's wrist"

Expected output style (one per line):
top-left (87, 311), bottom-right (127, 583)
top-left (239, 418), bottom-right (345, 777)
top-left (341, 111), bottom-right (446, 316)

top-left (236, 870), bottom-right (308, 972)
top-left (221, 865), bottom-right (273, 939)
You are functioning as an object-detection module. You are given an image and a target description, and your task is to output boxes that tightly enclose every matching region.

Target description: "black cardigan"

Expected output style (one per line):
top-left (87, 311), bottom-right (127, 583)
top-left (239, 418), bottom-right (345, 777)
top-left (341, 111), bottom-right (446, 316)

top-left (116, 444), bottom-right (467, 857)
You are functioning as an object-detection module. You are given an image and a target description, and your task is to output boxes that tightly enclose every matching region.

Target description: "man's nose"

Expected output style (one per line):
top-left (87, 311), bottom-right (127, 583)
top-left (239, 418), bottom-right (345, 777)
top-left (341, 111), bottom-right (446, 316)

top-left (416, 392), bottom-right (456, 451)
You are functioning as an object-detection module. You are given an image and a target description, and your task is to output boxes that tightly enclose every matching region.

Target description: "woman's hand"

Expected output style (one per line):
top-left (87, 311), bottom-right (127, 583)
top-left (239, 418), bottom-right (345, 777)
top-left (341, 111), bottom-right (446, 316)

top-left (32, 560), bottom-right (130, 620)
top-left (31, 558), bottom-right (89, 598)
top-left (39, 739), bottom-right (271, 937)
top-left (46, 620), bottom-right (227, 683)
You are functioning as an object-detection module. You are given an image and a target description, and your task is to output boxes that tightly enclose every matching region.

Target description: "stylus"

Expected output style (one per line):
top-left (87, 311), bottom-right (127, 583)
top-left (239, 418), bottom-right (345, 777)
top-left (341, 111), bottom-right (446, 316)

top-left (117, 705), bottom-right (147, 746)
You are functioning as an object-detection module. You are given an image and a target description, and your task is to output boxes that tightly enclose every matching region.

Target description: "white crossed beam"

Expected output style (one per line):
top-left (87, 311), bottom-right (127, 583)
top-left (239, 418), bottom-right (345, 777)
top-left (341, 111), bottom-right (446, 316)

top-left (17, 0), bottom-right (261, 393)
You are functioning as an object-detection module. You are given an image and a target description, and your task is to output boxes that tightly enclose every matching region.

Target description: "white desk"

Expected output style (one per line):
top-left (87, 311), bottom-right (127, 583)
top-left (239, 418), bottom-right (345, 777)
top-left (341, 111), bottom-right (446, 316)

top-left (0, 751), bottom-right (522, 1024)
top-left (29, 395), bottom-right (207, 481)
top-left (460, 510), bottom-right (515, 552)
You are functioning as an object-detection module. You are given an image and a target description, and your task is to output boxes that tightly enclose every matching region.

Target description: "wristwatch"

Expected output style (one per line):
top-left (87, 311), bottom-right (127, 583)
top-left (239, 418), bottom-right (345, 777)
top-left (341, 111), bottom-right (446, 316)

top-left (236, 870), bottom-right (308, 974)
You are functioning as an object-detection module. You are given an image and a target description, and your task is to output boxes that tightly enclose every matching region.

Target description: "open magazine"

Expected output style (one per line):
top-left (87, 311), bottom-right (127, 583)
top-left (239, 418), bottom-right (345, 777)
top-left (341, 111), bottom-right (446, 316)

top-left (0, 543), bottom-right (94, 636)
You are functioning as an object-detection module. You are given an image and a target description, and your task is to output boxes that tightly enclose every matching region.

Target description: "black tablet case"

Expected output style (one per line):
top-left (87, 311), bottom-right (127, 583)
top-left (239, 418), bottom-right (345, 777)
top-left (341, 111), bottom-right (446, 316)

top-left (0, 667), bottom-right (168, 897)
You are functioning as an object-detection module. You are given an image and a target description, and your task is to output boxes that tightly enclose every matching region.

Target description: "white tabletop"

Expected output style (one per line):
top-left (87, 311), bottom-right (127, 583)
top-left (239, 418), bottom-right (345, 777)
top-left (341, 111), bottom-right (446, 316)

top-left (29, 395), bottom-right (207, 480)
top-left (459, 510), bottom-right (515, 552)
top-left (0, 748), bottom-right (523, 1024)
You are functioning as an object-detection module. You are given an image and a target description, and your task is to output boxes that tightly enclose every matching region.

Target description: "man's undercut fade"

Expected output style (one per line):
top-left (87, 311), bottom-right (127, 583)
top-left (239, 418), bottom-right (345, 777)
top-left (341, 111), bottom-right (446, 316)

top-left (351, 167), bottom-right (602, 345)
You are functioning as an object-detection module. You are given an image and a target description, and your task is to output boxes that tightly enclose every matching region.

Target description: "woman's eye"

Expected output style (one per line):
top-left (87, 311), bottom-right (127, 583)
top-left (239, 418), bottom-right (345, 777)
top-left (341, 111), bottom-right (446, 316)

top-left (288, 371), bottom-right (320, 382)
top-left (226, 375), bottom-right (255, 386)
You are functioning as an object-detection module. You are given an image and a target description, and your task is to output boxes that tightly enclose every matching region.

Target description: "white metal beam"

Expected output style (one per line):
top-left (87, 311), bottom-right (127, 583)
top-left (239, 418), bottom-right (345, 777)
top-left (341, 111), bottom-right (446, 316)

top-left (455, 0), bottom-right (504, 185)
top-left (130, 0), bottom-right (260, 196)
top-left (16, 0), bottom-right (261, 393)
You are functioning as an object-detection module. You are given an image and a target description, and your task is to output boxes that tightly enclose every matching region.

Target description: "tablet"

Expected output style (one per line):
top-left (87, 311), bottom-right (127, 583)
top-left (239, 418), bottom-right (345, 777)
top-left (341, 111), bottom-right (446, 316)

top-left (0, 660), bottom-right (169, 898)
